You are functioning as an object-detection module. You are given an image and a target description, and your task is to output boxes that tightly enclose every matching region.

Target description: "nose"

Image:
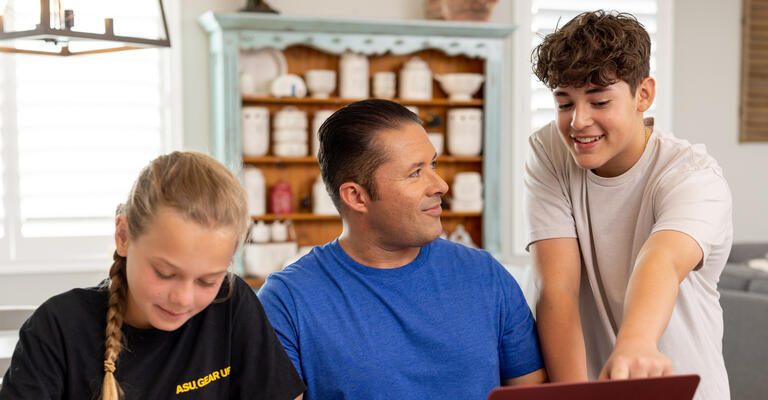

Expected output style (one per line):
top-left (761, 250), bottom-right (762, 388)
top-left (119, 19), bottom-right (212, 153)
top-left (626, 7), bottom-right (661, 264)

top-left (169, 280), bottom-right (194, 308)
top-left (570, 103), bottom-right (593, 131)
top-left (429, 168), bottom-right (449, 196)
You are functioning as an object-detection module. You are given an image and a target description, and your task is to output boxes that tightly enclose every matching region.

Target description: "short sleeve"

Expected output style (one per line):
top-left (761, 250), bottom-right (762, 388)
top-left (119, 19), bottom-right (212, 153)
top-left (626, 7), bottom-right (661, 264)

top-left (495, 259), bottom-right (545, 379)
top-left (256, 275), bottom-right (302, 379)
top-left (525, 125), bottom-right (578, 250)
top-left (229, 276), bottom-right (305, 399)
top-left (0, 306), bottom-right (66, 400)
top-left (652, 167), bottom-right (732, 265)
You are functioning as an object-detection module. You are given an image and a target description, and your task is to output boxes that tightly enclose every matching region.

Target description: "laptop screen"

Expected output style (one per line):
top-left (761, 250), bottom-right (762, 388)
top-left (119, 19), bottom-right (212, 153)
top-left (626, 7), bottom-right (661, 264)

top-left (488, 374), bottom-right (700, 400)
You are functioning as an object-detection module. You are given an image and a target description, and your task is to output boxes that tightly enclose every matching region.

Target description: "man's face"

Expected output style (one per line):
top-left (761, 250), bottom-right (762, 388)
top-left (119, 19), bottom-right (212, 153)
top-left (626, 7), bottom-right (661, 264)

top-left (364, 122), bottom-right (449, 248)
top-left (553, 79), bottom-right (651, 177)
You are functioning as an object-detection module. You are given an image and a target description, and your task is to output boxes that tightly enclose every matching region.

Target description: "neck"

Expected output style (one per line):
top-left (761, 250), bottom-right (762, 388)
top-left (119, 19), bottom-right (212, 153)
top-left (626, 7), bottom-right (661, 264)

top-left (593, 121), bottom-right (649, 178)
top-left (338, 221), bottom-right (421, 269)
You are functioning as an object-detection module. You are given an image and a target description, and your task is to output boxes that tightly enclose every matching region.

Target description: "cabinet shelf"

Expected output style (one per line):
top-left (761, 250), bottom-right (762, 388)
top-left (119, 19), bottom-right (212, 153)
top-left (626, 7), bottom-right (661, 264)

top-left (250, 211), bottom-right (480, 221)
top-left (243, 155), bottom-right (482, 164)
top-left (242, 95), bottom-right (483, 107)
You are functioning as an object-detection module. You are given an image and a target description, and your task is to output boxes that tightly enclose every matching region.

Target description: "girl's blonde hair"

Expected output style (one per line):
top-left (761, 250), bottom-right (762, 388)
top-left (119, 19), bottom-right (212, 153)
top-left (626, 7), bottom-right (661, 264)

top-left (101, 151), bottom-right (248, 400)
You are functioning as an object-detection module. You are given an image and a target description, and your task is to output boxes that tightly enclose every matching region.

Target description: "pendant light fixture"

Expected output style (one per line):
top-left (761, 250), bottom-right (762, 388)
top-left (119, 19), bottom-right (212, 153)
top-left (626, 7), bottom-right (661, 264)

top-left (0, 0), bottom-right (170, 56)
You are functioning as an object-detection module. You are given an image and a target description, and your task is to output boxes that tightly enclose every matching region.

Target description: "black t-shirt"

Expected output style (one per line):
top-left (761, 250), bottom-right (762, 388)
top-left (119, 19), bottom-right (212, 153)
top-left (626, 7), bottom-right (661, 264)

top-left (0, 275), bottom-right (305, 399)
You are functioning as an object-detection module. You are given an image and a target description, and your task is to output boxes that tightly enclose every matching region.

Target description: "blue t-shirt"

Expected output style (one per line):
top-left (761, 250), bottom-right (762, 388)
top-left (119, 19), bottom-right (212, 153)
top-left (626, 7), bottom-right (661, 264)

top-left (257, 238), bottom-right (543, 399)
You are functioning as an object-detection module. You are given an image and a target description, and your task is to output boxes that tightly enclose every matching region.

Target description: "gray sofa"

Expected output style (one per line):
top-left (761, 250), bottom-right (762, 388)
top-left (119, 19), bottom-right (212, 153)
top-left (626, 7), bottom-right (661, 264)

top-left (718, 243), bottom-right (768, 400)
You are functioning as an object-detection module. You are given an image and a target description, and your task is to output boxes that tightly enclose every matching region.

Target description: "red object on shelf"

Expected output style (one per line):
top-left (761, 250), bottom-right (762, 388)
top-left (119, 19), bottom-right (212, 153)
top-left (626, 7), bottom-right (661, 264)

top-left (270, 180), bottom-right (294, 214)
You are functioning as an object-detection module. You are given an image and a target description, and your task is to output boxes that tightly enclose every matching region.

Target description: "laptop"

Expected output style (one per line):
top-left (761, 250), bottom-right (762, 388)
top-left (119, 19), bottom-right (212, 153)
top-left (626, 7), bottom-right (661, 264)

top-left (488, 374), bottom-right (700, 400)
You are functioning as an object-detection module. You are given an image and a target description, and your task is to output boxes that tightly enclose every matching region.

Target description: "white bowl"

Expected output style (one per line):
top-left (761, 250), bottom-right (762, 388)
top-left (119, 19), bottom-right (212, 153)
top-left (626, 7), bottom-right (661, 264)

top-left (435, 73), bottom-right (485, 101)
top-left (305, 69), bottom-right (336, 99)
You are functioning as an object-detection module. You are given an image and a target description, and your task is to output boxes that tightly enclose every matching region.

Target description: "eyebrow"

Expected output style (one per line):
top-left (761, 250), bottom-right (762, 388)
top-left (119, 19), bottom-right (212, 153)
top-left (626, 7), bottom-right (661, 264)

top-left (152, 257), bottom-right (228, 277)
top-left (554, 87), bottom-right (611, 97)
top-left (408, 152), bottom-right (438, 170)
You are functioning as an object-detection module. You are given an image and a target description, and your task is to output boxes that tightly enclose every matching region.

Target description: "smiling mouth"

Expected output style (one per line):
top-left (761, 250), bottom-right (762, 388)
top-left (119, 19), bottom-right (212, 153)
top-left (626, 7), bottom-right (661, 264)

top-left (422, 203), bottom-right (442, 215)
top-left (158, 306), bottom-right (186, 318)
top-left (572, 134), bottom-right (605, 144)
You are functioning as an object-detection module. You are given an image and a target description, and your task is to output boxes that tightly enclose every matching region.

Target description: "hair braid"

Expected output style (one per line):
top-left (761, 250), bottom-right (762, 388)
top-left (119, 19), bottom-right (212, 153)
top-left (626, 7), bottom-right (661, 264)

top-left (101, 251), bottom-right (128, 400)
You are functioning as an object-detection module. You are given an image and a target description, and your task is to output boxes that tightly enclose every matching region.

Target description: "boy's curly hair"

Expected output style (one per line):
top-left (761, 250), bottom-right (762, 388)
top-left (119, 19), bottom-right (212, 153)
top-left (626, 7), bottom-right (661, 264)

top-left (532, 10), bottom-right (651, 93)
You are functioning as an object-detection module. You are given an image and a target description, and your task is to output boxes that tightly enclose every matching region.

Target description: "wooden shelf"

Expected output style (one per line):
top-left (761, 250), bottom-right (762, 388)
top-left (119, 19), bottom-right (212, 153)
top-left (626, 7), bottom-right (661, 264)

top-left (438, 155), bottom-right (482, 163)
top-left (252, 213), bottom-right (340, 221)
top-left (244, 156), bottom-right (318, 164)
top-left (250, 211), bottom-right (479, 221)
top-left (242, 95), bottom-right (483, 107)
top-left (243, 155), bottom-right (482, 164)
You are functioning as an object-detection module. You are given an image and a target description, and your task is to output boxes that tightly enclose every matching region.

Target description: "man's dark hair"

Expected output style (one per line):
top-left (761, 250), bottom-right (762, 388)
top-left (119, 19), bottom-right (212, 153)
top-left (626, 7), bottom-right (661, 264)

top-left (532, 10), bottom-right (651, 93)
top-left (318, 99), bottom-right (422, 211)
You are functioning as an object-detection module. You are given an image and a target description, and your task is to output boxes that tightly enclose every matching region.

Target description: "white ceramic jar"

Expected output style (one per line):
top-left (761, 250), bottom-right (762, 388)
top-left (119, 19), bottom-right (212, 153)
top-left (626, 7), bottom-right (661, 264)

top-left (399, 57), bottom-right (432, 100)
top-left (446, 108), bottom-right (482, 156)
top-left (273, 106), bottom-right (307, 130)
top-left (452, 172), bottom-right (483, 201)
top-left (242, 106), bottom-right (269, 157)
top-left (339, 52), bottom-right (369, 99)
top-left (270, 220), bottom-right (289, 242)
top-left (273, 107), bottom-right (308, 157)
top-left (249, 221), bottom-right (270, 243)
top-left (242, 167), bottom-right (266, 216)
top-left (372, 71), bottom-right (396, 98)
top-left (312, 175), bottom-right (338, 215)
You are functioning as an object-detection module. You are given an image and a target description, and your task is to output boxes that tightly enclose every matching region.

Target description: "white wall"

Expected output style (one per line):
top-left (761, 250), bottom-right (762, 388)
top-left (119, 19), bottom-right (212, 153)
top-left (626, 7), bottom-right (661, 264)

top-left (673, 0), bottom-right (768, 243)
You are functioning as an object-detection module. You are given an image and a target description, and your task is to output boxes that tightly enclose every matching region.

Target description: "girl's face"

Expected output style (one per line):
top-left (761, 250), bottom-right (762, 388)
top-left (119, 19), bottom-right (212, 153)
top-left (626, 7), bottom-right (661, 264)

top-left (115, 207), bottom-right (236, 331)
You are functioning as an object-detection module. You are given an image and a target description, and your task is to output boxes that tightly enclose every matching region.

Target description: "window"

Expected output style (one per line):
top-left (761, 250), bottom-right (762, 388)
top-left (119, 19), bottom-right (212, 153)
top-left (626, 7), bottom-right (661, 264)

top-left (507, 0), bottom-right (672, 255)
top-left (0, 2), bottom-right (172, 269)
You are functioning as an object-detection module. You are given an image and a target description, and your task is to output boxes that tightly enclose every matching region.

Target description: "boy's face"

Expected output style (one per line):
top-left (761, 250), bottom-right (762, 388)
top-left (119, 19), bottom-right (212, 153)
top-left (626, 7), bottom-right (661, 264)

top-left (553, 78), bottom-right (654, 177)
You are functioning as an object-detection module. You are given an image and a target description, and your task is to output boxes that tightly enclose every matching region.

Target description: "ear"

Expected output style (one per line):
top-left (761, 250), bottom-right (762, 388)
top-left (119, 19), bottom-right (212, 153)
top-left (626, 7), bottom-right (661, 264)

top-left (635, 76), bottom-right (656, 113)
top-left (338, 182), bottom-right (370, 213)
top-left (115, 215), bottom-right (130, 257)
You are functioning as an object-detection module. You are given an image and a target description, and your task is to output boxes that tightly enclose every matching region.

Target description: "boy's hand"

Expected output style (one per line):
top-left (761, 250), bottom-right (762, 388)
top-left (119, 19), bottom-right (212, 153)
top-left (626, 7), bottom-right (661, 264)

top-left (598, 338), bottom-right (673, 379)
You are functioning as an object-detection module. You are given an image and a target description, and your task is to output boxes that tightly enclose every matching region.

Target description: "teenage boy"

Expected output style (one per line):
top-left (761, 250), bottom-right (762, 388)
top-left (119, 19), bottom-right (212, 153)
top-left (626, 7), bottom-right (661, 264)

top-left (259, 99), bottom-right (546, 399)
top-left (526, 10), bottom-right (732, 400)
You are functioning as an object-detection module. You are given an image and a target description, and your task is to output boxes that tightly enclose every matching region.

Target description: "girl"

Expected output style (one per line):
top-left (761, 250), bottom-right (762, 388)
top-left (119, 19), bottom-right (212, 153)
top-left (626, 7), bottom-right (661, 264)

top-left (0, 152), bottom-right (305, 399)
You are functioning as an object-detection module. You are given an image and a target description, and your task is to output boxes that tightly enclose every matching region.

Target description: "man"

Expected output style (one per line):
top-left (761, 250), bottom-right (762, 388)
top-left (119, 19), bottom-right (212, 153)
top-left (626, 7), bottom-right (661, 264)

top-left (526, 10), bottom-right (732, 399)
top-left (258, 99), bottom-right (546, 399)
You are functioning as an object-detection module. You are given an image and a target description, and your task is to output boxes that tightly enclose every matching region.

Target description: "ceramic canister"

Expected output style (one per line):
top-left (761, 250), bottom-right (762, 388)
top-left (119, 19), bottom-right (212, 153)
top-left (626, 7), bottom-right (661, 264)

top-left (373, 71), bottom-right (396, 98)
top-left (312, 175), bottom-right (338, 215)
top-left (339, 52), bottom-right (369, 99)
top-left (242, 167), bottom-right (266, 216)
top-left (446, 108), bottom-right (483, 156)
top-left (242, 106), bottom-right (269, 157)
top-left (399, 56), bottom-right (432, 100)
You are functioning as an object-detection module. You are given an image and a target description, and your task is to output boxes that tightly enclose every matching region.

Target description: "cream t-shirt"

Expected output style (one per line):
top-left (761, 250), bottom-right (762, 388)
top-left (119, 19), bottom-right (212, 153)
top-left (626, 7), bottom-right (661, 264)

top-left (525, 120), bottom-right (732, 400)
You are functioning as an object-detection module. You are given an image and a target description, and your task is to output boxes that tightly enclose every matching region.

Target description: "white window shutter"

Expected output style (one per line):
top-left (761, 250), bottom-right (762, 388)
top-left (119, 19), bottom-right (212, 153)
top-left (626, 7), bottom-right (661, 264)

top-left (0, 1), bottom-right (170, 264)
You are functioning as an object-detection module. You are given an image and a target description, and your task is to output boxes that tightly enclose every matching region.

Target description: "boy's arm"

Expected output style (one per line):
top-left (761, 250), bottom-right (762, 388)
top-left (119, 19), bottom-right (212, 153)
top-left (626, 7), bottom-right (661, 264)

top-left (502, 368), bottom-right (548, 385)
top-left (532, 237), bottom-right (588, 382)
top-left (599, 230), bottom-right (702, 379)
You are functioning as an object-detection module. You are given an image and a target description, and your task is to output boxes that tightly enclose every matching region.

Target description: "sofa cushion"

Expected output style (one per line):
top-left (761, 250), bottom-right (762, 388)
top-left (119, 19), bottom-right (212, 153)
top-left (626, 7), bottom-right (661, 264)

top-left (747, 278), bottom-right (768, 295)
top-left (720, 289), bottom-right (768, 400)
